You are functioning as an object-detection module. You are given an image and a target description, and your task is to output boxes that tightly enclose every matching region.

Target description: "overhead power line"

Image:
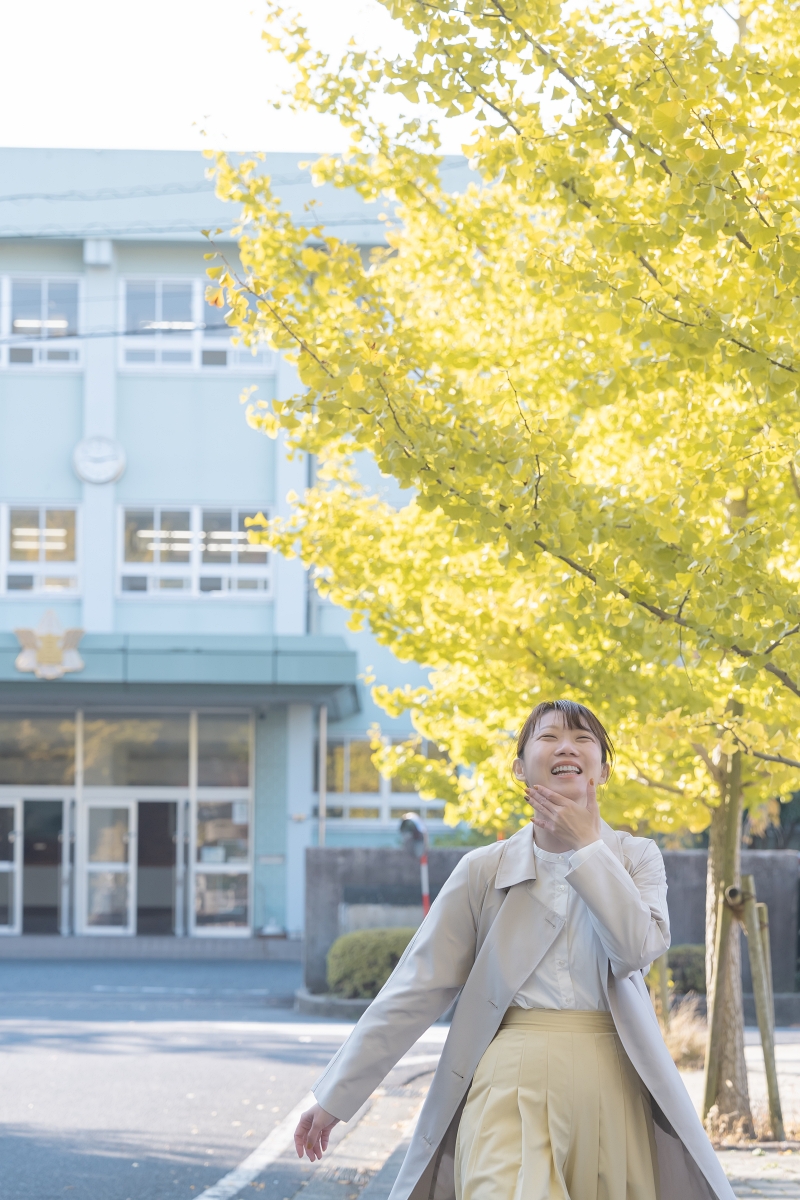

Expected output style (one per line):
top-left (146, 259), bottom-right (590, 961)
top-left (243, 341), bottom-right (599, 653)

top-left (0, 323), bottom-right (239, 348)
top-left (0, 215), bottom-right (389, 240)
top-left (0, 159), bottom-right (470, 207)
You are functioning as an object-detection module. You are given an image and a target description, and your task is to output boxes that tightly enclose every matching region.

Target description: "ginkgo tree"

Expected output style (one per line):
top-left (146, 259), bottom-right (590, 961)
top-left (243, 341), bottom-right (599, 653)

top-left (205, 0), bottom-right (800, 1135)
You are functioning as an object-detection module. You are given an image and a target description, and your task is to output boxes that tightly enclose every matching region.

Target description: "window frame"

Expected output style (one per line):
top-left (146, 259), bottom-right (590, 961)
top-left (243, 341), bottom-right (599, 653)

top-left (0, 503), bottom-right (81, 598)
top-left (119, 277), bottom-right (277, 374)
top-left (312, 733), bottom-right (447, 826)
top-left (116, 504), bottom-right (272, 600)
top-left (0, 274), bottom-right (83, 370)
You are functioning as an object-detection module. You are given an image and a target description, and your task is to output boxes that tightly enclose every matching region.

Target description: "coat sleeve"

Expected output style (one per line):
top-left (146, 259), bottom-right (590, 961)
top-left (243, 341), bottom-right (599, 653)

top-left (312, 853), bottom-right (479, 1122)
top-left (565, 838), bottom-right (670, 978)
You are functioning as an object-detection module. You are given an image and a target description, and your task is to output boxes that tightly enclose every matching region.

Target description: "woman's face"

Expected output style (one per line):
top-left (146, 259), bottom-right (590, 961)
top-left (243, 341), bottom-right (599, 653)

top-left (513, 710), bottom-right (609, 806)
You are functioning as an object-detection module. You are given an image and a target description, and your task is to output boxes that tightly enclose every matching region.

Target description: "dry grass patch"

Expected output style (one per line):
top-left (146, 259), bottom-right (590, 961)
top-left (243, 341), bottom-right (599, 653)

top-left (662, 994), bottom-right (707, 1070)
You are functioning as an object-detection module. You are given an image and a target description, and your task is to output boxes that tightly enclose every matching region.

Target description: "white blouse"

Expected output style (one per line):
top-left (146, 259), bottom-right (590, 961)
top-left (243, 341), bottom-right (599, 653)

top-left (511, 838), bottom-right (610, 1011)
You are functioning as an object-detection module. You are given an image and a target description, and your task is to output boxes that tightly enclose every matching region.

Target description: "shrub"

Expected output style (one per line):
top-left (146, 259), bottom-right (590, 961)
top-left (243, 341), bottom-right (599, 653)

top-left (327, 927), bottom-right (416, 999)
top-left (669, 944), bottom-right (706, 995)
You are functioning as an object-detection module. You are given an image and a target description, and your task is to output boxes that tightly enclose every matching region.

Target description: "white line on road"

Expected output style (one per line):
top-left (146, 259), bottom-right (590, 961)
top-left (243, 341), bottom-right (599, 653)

top-left (196, 1091), bottom-right (314, 1200)
top-left (195, 1046), bottom-right (444, 1200)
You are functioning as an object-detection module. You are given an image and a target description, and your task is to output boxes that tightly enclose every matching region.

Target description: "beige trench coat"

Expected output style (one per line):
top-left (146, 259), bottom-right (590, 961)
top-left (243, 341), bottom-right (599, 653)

top-left (313, 822), bottom-right (735, 1200)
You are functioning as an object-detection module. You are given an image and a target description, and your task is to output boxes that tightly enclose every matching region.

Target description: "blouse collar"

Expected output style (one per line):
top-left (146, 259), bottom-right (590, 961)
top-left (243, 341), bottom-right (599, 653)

top-left (532, 839), bottom-right (570, 865)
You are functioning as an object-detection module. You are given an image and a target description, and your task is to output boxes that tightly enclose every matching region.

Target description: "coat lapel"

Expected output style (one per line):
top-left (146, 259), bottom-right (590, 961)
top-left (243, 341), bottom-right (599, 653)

top-left (494, 823), bottom-right (537, 889)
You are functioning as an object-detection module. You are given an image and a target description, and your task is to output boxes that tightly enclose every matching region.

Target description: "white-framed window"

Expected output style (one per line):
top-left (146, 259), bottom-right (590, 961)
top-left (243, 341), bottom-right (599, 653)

top-left (313, 735), bottom-right (447, 824)
top-left (0, 276), bottom-right (82, 369)
top-left (118, 505), bottom-right (271, 598)
top-left (120, 278), bottom-right (276, 373)
top-left (0, 504), bottom-right (80, 596)
top-left (192, 796), bottom-right (251, 935)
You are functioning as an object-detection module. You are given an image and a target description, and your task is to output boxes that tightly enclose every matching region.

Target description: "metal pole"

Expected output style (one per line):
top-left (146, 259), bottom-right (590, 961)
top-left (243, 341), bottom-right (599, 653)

top-left (742, 875), bottom-right (784, 1140)
top-left (318, 705), bottom-right (327, 849)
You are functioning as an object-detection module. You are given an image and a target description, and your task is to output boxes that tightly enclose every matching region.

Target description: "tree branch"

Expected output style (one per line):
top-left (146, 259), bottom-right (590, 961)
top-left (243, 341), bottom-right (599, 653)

top-left (691, 741), bottom-right (727, 787)
top-left (531, 538), bottom-right (800, 700)
top-left (790, 461), bottom-right (800, 501)
top-left (716, 725), bottom-right (800, 771)
top-left (633, 771), bottom-right (686, 795)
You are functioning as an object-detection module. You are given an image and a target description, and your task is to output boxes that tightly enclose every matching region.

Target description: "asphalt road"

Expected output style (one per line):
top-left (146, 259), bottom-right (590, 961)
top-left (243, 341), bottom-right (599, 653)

top-left (0, 959), bottom-right (355, 1200)
top-left (4, 961), bottom-right (800, 1200)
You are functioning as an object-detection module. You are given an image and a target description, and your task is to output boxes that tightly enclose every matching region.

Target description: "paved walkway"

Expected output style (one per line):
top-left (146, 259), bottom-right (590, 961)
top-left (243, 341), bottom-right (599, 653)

top-left (286, 1032), bottom-right (800, 1200)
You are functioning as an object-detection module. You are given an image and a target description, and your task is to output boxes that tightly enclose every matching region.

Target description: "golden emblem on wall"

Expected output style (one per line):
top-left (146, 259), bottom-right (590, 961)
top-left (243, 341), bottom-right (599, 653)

top-left (14, 610), bottom-right (85, 680)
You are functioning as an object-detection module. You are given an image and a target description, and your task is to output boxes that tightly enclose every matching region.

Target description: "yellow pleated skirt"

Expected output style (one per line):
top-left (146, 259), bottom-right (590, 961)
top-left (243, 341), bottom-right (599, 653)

top-left (454, 1009), bottom-right (659, 1200)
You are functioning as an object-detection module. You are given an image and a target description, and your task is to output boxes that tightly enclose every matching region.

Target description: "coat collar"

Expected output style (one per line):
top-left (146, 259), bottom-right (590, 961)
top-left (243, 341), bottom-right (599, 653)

top-left (494, 819), bottom-right (622, 889)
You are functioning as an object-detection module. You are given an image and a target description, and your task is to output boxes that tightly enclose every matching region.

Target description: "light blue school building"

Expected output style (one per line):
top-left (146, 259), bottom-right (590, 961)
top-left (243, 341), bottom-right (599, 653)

top-left (0, 147), bottom-right (446, 942)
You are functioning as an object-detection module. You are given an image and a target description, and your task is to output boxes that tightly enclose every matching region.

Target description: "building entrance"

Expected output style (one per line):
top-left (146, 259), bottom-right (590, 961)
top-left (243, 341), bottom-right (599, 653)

top-left (137, 801), bottom-right (177, 935)
top-left (23, 800), bottom-right (63, 934)
top-left (0, 706), bottom-right (254, 937)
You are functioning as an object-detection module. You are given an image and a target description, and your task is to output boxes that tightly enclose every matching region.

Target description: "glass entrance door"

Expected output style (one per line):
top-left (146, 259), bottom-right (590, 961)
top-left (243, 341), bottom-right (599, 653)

top-left (78, 801), bottom-right (136, 935)
top-left (136, 801), bottom-right (177, 935)
top-left (23, 800), bottom-right (63, 934)
top-left (0, 801), bottom-right (21, 934)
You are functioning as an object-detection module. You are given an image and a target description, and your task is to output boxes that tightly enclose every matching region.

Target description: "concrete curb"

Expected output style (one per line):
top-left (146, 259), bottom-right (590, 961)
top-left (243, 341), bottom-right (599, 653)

top-left (0, 935), bottom-right (303, 961)
top-left (294, 987), bottom-right (372, 1019)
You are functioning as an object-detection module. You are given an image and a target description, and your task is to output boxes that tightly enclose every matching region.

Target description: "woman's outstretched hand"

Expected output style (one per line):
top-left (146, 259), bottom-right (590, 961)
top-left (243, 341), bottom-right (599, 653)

top-left (526, 778), bottom-right (602, 851)
top-left (294, 1103), bottom-right (339, 1161)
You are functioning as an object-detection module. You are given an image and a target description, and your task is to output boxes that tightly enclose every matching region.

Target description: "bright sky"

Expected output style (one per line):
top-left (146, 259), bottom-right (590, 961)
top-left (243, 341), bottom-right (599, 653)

top-left (0, 0), bottom-right (474, 156)
top-left (0, 1), bottom-right (735, 157)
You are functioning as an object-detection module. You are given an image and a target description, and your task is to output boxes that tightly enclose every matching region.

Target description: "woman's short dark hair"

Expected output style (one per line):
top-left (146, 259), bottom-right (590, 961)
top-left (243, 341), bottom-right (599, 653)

top-left (515, 700), bottom-right (615, 767)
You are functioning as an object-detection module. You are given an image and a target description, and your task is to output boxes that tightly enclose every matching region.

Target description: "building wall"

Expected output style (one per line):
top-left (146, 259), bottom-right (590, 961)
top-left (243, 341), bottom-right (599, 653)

top-left (0, 149), bottom-right (438, 940)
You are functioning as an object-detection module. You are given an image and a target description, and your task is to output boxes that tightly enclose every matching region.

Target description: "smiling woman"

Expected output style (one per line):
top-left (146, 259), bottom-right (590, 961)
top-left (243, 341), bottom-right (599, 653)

top-left (511, 699), bottom-right (614, 859)
top-left (293, 698), bottom-right (735, 1200)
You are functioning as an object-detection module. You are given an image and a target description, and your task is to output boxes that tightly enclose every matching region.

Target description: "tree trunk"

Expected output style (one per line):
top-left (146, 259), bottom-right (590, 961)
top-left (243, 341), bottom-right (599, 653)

top-left (704, 741), bottom-right (754, 1138)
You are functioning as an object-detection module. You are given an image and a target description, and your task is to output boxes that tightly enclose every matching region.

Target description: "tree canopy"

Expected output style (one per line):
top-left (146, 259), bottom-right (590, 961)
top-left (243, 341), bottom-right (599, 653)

top-left (207, 0), bottom-right (800, 835)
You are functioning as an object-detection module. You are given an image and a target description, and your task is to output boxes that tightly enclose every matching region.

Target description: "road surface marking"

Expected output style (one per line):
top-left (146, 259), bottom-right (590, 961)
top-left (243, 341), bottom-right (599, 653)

top-left (196, 1091), bottom-right (314, 1200)
top-left (196, 1047), bottom-right (443, 1199)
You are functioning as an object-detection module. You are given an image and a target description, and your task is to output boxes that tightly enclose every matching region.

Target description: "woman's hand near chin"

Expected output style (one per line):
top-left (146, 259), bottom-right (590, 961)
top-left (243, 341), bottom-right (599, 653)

top-left (526, 777), bottom-right (602, 851)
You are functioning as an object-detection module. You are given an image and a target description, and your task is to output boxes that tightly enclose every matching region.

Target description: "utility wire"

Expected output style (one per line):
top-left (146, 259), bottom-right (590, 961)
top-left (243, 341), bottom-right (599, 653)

top-left (0, 324), bottom-right (244, 348)
top-left (0, 159), bottom-right (469, 206)
top-left (0, 215), bottom-right (388, 239)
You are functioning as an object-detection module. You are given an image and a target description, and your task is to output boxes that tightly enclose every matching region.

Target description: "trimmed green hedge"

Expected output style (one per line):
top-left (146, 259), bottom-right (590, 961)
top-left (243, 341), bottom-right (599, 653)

top-left (327, 928), bottom-right (416, 999)
top-left (669, 944), bottom-right (706, 994)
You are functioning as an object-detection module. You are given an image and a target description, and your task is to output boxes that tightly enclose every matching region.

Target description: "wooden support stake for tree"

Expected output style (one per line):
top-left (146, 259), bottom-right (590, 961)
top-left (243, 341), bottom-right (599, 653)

top-left (742, 875), bottom-right (784, 1141)
top-left (703, 885), bottom-right (733, 1119)
top-left (757, 902), bottom-right (774, 1023)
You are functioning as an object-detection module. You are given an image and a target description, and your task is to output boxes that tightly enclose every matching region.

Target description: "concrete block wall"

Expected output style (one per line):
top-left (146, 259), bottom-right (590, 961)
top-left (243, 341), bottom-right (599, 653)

top-left (304, 845), bottom-right (800, 995)
top-left (303, 846), bottom-right (470, 992)
top-left (662, 850), bottom-right (799, 993)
